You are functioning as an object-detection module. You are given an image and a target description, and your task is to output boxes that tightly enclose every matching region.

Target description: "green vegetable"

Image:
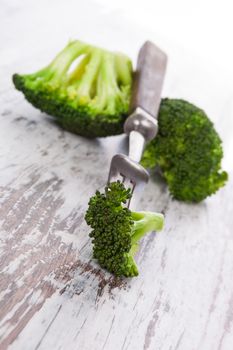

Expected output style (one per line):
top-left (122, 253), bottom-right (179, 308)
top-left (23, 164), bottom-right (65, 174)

top-left (85, 181), bottom-right (164, 277)
top-left (142, 98), bottom-right (228, 202)
top-left (12, 40), bottom-right (132, 138)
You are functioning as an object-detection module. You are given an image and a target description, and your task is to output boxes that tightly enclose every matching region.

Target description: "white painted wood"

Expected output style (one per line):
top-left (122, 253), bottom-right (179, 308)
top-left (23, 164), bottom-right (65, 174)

top-left (0, 1), bottom-right (233, 350)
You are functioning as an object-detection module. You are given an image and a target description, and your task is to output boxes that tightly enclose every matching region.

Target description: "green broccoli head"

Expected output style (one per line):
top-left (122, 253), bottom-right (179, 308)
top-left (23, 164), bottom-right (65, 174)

top-left (85, 181), bottom-right (164, 277)
top-left (12, 40), bottom-right (132, 138)
top-left (142, 98), bottom-right (228, 202)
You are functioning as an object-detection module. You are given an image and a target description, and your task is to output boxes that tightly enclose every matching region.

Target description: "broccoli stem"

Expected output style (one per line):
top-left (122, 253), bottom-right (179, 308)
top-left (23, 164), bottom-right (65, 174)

top-left (67, 54), bottom-right (90, 84)
top-left (49, 41), bottom-right (89, 82)
top-left (96, 52), bottom-right (122, 112)
top-left (131, 211), bottom-right (164, 245)
top-left (31, 40), bottom-right (89, 83)
top-left (76, 48), bottom-right (102, 98)
top-left (115, 53), bottom-right (132, 86)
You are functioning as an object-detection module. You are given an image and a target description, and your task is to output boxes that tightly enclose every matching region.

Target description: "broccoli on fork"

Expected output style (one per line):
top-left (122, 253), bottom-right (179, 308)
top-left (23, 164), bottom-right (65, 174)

top-left (13, 40), bottom-right (132, 138)
top-left (85, 181), bottom-right (164, 277)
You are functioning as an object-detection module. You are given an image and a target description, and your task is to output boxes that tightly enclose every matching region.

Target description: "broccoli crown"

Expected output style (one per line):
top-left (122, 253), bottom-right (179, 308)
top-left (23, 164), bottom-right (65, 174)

top-left (142, 98), bottom-right (228, 202)
top-left (85, 181), bottom-right (164, 277)
top-left (12, 40), bottom-right (132, 138)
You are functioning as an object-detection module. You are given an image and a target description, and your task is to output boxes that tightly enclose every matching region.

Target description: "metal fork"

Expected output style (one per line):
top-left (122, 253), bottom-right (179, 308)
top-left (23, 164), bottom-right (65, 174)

top-left (108, 41), bottom-right (167, 208)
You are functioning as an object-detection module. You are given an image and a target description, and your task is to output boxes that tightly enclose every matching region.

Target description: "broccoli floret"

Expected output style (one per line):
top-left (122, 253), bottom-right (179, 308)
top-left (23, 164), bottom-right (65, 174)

top-left (85, 181), bottom-right (164, 277)
top-left (142, 98), bottom-right (228, 202)
top-left (12, 40), bottom-right (132, 138)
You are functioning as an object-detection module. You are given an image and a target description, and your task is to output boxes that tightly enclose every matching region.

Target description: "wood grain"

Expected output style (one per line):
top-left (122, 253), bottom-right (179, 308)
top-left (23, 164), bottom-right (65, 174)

top-left (1, 1), bottom-right (233, 349)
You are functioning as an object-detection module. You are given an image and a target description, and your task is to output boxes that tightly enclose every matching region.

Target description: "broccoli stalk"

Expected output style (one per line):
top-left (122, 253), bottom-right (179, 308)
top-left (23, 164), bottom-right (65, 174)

top-left (19, 41), bottom-right (88, 89)
top-left (85, 181), bottom-right (164, 277)
top-left (13, 40), bottom-right (132, 138)
top-left (131, 211), bottom-right (164, 244)
top-left (123, 211), bottom-right (164, 276)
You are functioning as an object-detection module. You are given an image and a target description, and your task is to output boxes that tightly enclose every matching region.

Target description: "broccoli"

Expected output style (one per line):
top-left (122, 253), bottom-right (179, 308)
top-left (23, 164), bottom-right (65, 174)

top-left (85, 181), bottom-right (164, 277)
top-left (141, 98), bottom-right (228, 202)
top-left (12, 40), bottom-right (132, 138)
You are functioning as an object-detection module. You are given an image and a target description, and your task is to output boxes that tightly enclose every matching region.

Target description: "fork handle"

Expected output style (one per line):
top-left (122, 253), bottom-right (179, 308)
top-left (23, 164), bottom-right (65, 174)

top-left (124, 41), bottom-right (167, 142)
top-left (128, 130), bottom-right (145, 162)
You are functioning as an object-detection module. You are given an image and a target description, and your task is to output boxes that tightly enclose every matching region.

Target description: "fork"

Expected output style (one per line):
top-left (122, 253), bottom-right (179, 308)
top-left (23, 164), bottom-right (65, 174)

top-left (108, 41), bottom-right (167, 208)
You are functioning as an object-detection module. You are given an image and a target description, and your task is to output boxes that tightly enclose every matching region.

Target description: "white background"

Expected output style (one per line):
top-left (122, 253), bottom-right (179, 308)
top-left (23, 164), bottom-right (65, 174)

top-left (96, 0), bottom-right (233, 80)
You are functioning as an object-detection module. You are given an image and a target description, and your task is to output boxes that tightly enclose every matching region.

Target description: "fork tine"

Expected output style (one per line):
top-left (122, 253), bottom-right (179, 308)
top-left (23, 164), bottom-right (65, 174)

top-left (108, 154), bottom-right (149, 208)
top-left (108, 154), bottom-right (149, 185)
top-left (122, 177), bottom-right (135, 208)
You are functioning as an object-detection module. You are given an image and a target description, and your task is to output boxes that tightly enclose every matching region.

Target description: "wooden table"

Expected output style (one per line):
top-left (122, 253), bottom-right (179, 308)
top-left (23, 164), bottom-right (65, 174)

top-left (1, 1), bottom-right (233, 349)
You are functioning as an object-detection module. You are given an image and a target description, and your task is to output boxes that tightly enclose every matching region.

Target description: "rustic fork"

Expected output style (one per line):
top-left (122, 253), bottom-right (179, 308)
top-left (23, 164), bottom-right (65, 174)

top-left (108, 41), bottom-right (167, 207)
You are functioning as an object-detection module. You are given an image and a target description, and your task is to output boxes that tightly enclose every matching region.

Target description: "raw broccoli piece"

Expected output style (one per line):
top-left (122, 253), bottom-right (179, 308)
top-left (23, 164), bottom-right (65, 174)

top-left (12, 40), bottom-right (132, 138)
top-left (85, 181), bottom-right (164, 277)
top-left (142, 98), bottom-right (228, 202)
